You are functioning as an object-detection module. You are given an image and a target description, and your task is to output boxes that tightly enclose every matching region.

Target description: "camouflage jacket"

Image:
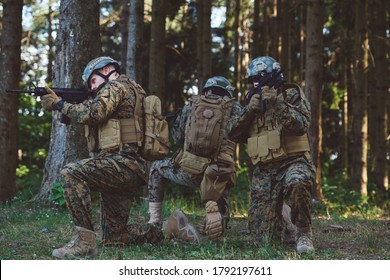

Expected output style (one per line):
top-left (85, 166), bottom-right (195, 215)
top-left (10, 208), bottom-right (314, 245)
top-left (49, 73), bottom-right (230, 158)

top-left (171, 93), bottom-right (244, 146)
top-left (60, 75), bottom-right (145, 160)
top-left (228, 83), bottom-right (311, 144)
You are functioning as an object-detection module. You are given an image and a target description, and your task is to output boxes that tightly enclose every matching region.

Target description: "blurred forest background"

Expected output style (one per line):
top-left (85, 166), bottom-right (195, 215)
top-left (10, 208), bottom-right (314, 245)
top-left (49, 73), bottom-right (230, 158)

top-left (0, 0), bottom-right (389, 212)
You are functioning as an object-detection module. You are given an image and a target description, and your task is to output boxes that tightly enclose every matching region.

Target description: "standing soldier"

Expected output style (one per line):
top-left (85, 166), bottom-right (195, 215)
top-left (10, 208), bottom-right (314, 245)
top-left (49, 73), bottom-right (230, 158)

top-left (147, 76), bottom-right (242, 242)
top-left (41, 56), bottom-right (163, 259)
top-left (229, 56), bottom-right (316, 253)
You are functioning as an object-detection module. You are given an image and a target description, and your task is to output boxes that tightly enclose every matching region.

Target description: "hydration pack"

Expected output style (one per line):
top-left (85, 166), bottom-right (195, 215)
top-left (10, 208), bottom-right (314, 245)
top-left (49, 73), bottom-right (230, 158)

top-left (184, 95), bottom-right (234, 160)
top-left (141, 95), bottom-right (169, 160)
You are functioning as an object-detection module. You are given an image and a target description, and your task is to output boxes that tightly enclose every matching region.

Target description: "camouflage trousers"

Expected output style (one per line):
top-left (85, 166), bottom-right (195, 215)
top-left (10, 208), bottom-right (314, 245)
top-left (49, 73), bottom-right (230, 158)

top-left (148, 158), bottom-right (231, 228)
top-left (60, 152), bottom-right (161, 244)
top-left (148, 158), bottom-right (203, 202)
top-left (248, 155), bottom-right (315, 246)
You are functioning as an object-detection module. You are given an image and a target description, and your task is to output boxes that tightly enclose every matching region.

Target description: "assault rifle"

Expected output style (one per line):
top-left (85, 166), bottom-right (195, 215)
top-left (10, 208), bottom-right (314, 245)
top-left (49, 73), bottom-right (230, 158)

top-left (245, 68), bottom-right (286, 114)
top-left (6, 85), bottom-right (94, 124)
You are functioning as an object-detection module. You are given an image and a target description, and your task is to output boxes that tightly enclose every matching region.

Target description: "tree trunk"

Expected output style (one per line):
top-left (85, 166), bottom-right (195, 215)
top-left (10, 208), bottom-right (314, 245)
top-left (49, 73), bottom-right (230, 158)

top-left (233, 0), bottom-right (241, 98)
top-left (36, 0), bottom-right (101, 201)
top-left (338, 26), bottom-right (349, 176)
top-left (0, 0), bottom-right (23, 202)
top-left (222, 0), bottom-right (234, 67)
top-left (272, 0), bottom-right (280, 60)
top-left (280, 0), bottom-right (291, 79)
top-left (370, 0), bottom-right (388, 195)
top-left (126, 0), bottom-right (144, 83)
top-left (196, 0), bottom-right (203, 91)
top-left (262, 0), bottom-right (272, 55)
top-left (201, 0), bottom-right (212, 85)
top-left (240, 1), bottom-right (251, 98)
top-left (305, 0), bottom-right (324, 200)
top-left (121, 0), bottom-right (130, 73)
top-left (46, 5), bottom-right (54, 84)
top-left (352, 0), bottom-right (368, 196)
top-left (148, 0), bottom-right (166, 100)
top-left (252, 0), bottom-right (260, 58)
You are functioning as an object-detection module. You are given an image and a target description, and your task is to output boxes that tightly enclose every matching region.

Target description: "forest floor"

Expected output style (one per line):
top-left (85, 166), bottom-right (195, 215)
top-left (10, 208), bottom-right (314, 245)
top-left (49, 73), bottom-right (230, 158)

top-left (0, 197), bottom-right (389, 260)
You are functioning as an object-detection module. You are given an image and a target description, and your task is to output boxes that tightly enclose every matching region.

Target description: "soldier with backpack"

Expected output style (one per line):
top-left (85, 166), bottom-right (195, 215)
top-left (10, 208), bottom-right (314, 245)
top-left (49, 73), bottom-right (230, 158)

top-left (229, 56), bottom-right (316, 253)
top-left (40, 56), bottom-right (164, 258)
top-left (147, 76), bottom-right (243, 242)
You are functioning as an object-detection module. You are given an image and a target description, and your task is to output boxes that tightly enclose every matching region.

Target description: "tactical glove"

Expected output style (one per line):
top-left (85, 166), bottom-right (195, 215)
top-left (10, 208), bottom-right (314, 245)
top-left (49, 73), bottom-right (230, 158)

top-left (247, 93), bottom-right (262, 112)
top-left (41, 86), bottom-right (62, 111)
top-left (261, 86), bottom-right (278, 105)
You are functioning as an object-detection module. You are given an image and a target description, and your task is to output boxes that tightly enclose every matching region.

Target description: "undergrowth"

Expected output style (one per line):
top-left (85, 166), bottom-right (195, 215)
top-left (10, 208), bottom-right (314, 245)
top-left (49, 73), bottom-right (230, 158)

top-left (0, 167), bottom-right (389, 260)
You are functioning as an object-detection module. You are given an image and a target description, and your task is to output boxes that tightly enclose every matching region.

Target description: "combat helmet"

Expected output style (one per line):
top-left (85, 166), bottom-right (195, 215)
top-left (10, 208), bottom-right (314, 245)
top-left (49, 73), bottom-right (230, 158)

top-left (82, 56), bottom-right (120, 89)
top-left (202, 76), bottom-right (234, 97)
top-left (247, 56), bottom-right (286, 87)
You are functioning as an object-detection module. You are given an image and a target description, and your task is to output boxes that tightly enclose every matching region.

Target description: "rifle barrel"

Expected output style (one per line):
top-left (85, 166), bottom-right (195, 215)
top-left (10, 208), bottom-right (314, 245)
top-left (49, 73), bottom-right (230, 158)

top-left (6, 87), bottom-right (93, 96)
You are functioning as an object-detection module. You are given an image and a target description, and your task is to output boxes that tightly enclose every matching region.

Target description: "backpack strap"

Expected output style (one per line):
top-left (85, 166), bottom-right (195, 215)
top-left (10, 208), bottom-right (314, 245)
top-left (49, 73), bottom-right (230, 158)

top-left (126, 79), bottom-right (146, 147)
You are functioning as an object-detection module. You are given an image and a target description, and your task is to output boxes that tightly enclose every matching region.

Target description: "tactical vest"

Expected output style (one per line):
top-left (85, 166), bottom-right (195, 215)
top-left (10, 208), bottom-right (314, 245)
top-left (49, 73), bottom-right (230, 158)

top-left (85, 80), bottom-right (145, 153)
top-left (247, 84), bottom-right (310, 165)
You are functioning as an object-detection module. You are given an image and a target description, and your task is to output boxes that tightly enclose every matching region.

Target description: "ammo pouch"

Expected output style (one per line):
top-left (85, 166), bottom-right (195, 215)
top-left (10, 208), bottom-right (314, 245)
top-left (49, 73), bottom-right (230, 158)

top-left (247, 130), bottom-right (310, 165)
top-left (247, 130), bottom-right (288, 165)
top-left (91, 118), bottom-right (143, 152)
top-left (217, 139), bottom-right (236, 165)
top-left (200, 163), bottom-right (237, 203)
top-left (170, 148), bottom-right (184, 168)
top-left (179, 150), bottom-right (211, 175)
top-left (98, 119), bottom-right (122, 150)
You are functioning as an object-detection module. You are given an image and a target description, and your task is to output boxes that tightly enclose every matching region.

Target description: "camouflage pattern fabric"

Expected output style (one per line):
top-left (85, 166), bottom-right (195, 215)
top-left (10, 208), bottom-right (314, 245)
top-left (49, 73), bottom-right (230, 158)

top-left (148, 94), bottom-right (243, 204)
top-left (101, 223), bottom-right (164, 246)
top-left (148, 158), bottom-right (204, 202)
top-left (229, 84), bottom-right (316, 246)
top-left (248, 156), bottom-right (315, 245)
top-left (60, 75), bottom-right (161, 244)
top-left (62, 75), bottom-right (143, 127)
top-left (228, 84), bottom-right (311, 142)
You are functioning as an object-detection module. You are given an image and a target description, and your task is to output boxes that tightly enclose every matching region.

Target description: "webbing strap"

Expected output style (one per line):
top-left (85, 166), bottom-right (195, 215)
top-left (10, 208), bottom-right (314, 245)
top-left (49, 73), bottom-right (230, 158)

top-left (127, 79), bottom-right (145, 147)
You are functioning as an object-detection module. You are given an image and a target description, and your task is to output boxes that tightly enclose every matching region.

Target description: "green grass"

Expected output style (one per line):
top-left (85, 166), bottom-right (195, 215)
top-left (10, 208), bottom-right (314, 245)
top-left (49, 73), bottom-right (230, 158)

top-left (1, 185), bottom-right (389, 260)
top-left (1, 169), bottom-right (389, 260)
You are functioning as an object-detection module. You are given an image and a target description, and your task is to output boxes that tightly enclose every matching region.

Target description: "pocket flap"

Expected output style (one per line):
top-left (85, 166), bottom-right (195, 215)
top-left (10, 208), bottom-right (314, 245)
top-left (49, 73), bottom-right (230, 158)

top-left (268, 130), bottom-right (281, 150)
top-left (257, 134), bottom-right (269, 157)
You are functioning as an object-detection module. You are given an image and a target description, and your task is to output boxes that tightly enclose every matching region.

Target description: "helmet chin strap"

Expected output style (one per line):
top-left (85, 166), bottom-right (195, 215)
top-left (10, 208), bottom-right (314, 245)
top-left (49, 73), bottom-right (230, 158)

top-left (95, 69), bottom-right (117, 83)
top-left (92, 69), bottom-right (118, 91)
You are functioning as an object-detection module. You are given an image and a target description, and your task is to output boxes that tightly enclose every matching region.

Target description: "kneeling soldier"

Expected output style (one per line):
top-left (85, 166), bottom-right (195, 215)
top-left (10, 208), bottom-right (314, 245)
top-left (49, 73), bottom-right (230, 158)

top-left (41, 57), bottom-right (163, 258)
top-left (147, 76), bottom-right (243, 242)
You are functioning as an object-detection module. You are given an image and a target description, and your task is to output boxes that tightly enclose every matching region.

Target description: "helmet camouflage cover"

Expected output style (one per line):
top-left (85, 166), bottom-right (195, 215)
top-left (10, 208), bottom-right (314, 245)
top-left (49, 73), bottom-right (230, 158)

top-left (247, 56), bottom-right (281, 77)
top-left (82, 56), bottom-right (120, 88)
top-left (202, 76), bottom-right (234, 97)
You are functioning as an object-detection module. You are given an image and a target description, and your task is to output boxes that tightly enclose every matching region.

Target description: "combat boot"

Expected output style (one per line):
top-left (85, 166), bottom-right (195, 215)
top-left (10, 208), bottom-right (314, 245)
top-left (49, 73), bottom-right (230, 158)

top-left (148, 202), bottom-right (163, 224)
top-left (164, 209), bottom-right (201, 244)
top-left (296, 234), bottom-right (314, 254)
top-left (204, 200), bottom-right (223, 241)
top-left (52, 226), bottom-right (98, 259)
